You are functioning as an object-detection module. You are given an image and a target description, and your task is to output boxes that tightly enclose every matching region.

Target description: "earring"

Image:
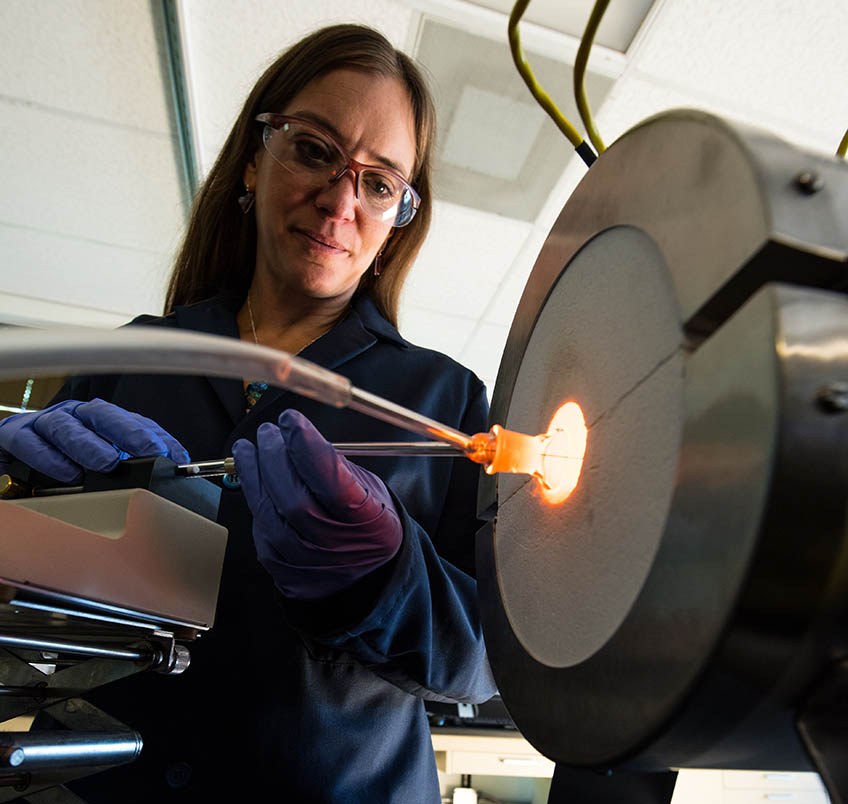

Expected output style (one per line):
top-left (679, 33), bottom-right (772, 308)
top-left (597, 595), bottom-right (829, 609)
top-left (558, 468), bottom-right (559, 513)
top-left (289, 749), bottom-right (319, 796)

top-left (373, 250), bottom-right (383, 277)
top-left (238, 184), bottom-right (255, 214)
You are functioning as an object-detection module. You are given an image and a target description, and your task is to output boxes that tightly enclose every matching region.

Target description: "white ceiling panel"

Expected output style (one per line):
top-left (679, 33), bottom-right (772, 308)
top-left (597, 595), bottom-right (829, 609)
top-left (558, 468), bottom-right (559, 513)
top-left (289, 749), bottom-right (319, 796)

top-left (402, 200), bottom-right (532, 317)
top-left (593, 73), bottom-right (739, 156)
top-left (0, 0), bottom-right (172, 134)
top-left (481, 224), bottom-right (550, 326)
top-left (0, 102), bottom-right (184, 253)
top-left (0, 1), bottom-right (185, 328)
top-left (441, 85), bottom-right (546, 181)
top-left (458, 320), bottom-right (510, 392)
top-left (0, 223), bottom-right (169, 323)
top-left (626, 0), bottom-right (848, 151)
top-left (0, 290), bottom-right (127, 328)
top-left (180, 0), bottom-right (418, 176)
top-left (415, 17), bottom-right (615, 221)
top-left (398, 304), bottom-right (478, 363)
top-left (469, 0), bottom-right (654, 52)
top-left (589, 65), bottom-right (846, 161)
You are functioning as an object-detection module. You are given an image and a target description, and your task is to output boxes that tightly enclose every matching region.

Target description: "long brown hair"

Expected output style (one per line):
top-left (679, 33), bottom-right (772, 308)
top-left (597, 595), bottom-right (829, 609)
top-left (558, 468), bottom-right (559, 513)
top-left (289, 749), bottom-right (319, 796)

top-left (164, 24), bottom-right (436, 327)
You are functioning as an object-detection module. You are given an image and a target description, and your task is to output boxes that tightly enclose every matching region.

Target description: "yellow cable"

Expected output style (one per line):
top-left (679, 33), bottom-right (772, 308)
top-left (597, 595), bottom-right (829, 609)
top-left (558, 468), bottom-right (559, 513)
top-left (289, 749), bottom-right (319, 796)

top-left (838, 128), bottom-right (848, 158)
top-left (508, 0), bottom-right (596, 165)
top-left (574, 0), bottom-right (610, 154)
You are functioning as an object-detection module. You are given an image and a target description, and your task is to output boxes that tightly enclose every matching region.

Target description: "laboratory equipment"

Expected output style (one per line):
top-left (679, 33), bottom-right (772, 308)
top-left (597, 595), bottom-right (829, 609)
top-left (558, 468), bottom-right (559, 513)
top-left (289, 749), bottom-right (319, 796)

top-left (0, 457), bottom-right (226, 801)
top-left (177, 403), bottom-right (587, 504)
top-left (476, 109), bottom-right (848, 803)
top-left (0, 329), bottom-right (587, 498)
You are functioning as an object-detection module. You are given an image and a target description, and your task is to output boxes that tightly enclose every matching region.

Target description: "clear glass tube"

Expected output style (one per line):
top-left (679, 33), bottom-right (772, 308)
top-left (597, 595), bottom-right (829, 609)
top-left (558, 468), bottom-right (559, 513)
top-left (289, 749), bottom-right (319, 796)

top-left (0, 328), bottom-right (473, 448)
top-left (0, 327), bottom-right (353, 406)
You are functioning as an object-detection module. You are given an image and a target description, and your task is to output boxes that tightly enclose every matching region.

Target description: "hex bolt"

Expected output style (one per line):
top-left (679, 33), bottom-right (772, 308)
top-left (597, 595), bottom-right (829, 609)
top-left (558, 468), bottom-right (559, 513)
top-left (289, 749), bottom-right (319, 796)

top-left (796, 171), bottom-right (824, 194)
top-left (815, 382), bottom-right (848, 412)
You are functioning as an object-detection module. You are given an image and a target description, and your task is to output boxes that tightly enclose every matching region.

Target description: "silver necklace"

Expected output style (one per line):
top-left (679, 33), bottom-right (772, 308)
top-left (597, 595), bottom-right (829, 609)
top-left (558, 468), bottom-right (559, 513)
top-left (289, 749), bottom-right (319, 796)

top-left (247, 292), bottom-right (260, 345)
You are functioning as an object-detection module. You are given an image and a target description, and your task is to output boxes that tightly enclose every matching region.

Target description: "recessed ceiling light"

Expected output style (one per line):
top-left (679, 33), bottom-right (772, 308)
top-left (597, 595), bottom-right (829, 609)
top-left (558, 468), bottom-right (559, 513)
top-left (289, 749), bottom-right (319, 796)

top-left (442, 86), bottom-right (546, 181)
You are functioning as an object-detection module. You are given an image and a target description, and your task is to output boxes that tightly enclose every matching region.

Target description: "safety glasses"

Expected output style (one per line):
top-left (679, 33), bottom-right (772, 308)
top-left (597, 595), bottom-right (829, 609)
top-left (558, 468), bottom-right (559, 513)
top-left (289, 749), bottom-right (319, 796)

top-left (255, 113), bottom-right (420, 228)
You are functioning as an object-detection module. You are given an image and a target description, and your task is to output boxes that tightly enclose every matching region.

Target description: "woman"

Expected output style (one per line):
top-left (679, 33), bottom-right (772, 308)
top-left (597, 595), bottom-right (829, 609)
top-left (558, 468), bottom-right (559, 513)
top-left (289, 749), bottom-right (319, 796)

top-left (0, 24), bottom-right (495, 802)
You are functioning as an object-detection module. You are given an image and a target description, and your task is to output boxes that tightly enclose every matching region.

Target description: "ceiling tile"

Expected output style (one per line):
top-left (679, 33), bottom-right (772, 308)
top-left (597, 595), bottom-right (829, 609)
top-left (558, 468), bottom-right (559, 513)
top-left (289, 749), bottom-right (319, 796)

top-left (398, 305), bottom-right (478, 364)
top-left (481, 224), bottom-right (550, 326)
top-left (180, 0), bottom-right (417, 176)
top-left (403, 200), bottom-right (533, 317)
top-left (468, 0), bottom-right (655, 52)
top-left (459, 320), bottom-right (511, 393)
top-left (416, 18), bottom-right (615, 220)
top-left (628, 0), bottom-right (848, 149)
top-left (593, 71), bottom-right (842, 161)
top-left (1, 222), bottom-right (170, 324)
top-left (0, 290), bottom-right (128, 328)
top-left (0, 0), bottom-right (172, 134)
top-left (441, 86), bottom-right (545, 181)
top-left (0, 102), bottom-right (184, 253)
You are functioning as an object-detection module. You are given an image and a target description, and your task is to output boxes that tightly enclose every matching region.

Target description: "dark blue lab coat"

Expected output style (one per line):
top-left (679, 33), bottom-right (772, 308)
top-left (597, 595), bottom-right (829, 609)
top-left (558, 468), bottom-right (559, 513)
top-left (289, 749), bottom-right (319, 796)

top-left (58, 294), bottom-right (496, 802)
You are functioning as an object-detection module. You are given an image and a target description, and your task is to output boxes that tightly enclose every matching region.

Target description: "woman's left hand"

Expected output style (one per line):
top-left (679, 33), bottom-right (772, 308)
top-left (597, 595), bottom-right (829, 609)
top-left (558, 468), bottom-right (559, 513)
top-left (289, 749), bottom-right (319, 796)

top-left (233, 410), bottom-right (403, 600)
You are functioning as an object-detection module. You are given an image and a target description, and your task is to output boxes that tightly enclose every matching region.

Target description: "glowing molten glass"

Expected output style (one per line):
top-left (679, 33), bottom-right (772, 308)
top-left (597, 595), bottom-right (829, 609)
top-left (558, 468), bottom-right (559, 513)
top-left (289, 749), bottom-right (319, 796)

top-left (466, 401), bottom-right (587, 504)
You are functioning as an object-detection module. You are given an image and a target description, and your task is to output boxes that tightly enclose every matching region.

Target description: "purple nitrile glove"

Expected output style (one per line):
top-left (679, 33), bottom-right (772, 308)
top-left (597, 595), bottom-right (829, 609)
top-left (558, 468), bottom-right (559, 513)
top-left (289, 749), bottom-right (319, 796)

top-left (0, 398), bottom-right (190, 484)
top-left (232, 409), bottom-right (403, 600)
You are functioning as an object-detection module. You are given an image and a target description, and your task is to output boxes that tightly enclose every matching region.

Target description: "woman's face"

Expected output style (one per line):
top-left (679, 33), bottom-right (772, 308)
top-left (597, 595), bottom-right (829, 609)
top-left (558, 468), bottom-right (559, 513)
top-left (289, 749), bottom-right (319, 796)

top-left (244, 68), bottom-right (417, 307)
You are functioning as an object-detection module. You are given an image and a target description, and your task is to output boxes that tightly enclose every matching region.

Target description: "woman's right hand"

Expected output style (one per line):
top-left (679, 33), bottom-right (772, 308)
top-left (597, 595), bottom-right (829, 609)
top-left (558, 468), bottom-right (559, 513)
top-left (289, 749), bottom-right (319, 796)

top-left (0, 398), bottom-right (189, 483)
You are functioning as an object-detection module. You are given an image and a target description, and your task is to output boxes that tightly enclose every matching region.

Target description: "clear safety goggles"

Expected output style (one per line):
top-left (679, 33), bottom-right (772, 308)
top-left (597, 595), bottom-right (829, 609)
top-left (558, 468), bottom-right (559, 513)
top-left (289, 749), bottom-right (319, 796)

top-left (255, 113), bottom-right (421, 228)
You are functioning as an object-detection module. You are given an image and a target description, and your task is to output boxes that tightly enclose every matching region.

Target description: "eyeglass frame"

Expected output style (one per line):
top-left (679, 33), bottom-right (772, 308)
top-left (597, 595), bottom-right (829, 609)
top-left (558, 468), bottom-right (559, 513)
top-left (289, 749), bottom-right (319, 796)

top-left (254, 113), bottom-right (421, 228)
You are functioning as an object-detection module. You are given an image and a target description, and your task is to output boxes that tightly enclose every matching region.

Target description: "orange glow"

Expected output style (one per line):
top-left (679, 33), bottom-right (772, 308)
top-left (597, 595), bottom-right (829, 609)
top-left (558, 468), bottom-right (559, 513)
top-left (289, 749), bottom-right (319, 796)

top-left (466, 401), bottom-right (588, 504)
top-left (538, 402), bottom-right (588, 503)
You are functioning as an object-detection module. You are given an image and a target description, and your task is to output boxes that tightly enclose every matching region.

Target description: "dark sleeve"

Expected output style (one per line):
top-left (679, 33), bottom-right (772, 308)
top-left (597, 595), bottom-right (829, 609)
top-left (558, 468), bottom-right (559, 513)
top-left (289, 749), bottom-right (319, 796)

top-left (281, 379), bottom-right (496, 704)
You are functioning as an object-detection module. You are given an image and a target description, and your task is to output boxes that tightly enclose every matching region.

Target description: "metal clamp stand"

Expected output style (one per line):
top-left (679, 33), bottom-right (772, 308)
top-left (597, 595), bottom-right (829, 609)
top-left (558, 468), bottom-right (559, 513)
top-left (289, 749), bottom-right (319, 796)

top-left (1, 455), bottom-right (225, 802)
top-left (0, 613), bottom-right (189, 802)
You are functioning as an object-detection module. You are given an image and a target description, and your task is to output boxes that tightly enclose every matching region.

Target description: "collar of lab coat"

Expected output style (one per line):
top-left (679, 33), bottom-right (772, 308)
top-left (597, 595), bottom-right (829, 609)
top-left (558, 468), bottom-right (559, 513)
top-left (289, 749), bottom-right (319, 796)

top-left (171, 293), bottom-right (409, 425)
